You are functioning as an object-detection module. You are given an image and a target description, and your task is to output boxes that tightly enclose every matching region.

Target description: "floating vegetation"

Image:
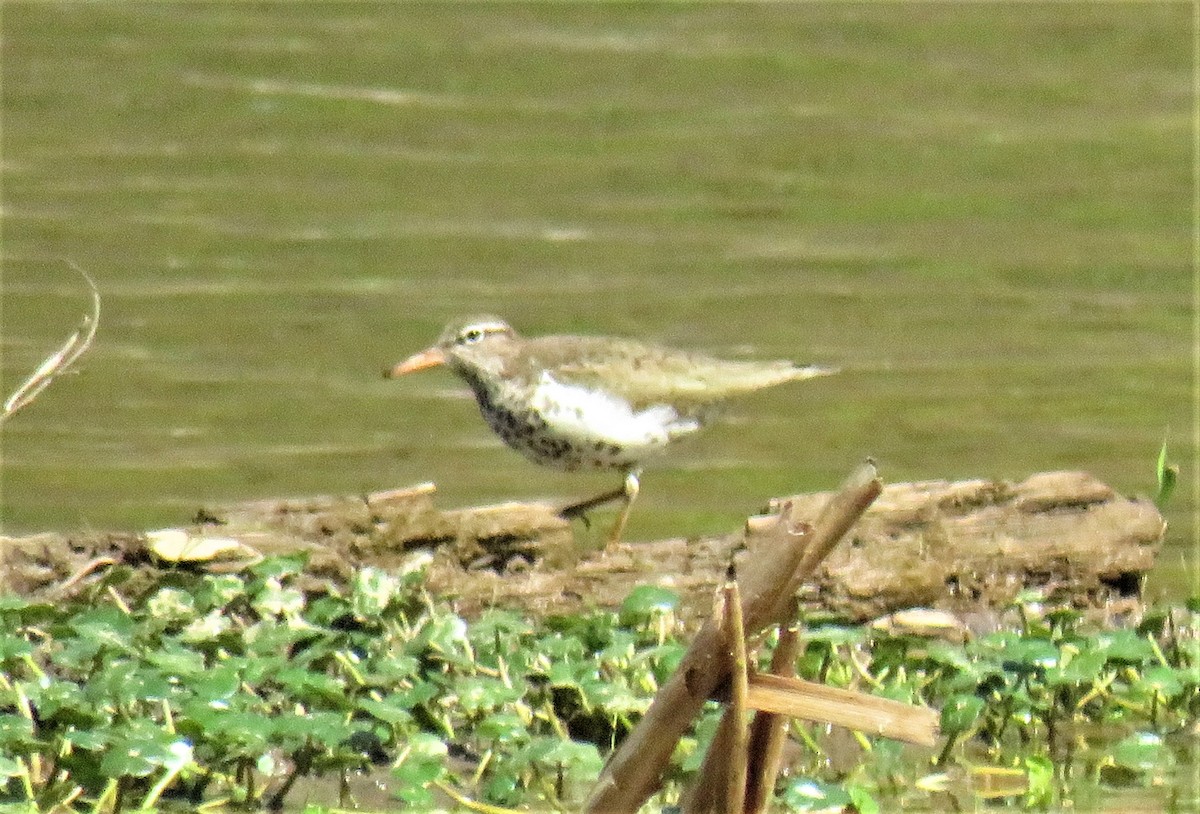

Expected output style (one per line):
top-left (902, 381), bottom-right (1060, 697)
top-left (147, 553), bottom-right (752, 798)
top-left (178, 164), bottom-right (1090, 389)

top-left (0, 551), bottom-right (1195, 812)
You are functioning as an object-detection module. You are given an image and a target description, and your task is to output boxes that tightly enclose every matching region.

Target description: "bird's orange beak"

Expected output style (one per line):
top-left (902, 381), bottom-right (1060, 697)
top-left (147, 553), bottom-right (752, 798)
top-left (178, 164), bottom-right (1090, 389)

top-left (384, 347), bottom-right (446, 378)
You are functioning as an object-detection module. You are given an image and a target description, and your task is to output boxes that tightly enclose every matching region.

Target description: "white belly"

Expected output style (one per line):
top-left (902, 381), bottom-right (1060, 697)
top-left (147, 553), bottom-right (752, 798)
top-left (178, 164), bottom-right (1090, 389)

top-left (481, 372), bottom-right (700, 471)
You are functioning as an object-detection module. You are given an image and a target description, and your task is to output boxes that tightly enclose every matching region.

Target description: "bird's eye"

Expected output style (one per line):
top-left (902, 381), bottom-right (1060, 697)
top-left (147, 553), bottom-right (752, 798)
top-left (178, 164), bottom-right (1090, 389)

top-left (461, 328), bottom-right (483, 344)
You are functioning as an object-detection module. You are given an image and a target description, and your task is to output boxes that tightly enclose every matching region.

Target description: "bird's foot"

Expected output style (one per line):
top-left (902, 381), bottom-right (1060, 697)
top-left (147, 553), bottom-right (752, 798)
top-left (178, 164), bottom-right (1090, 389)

top-left (559, 503), bottom-right (593, 529)
top-left (601, 535), bottom-right (632, 556)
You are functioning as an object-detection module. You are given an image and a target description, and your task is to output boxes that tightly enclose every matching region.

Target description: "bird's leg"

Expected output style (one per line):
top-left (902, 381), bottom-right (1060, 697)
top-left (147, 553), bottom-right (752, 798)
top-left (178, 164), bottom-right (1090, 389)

top-left (604, 469), bottom-right (641, 551)
top-left (559, 484), bottom-right (629, 522)
top-left (558, 469), bottom-right (642, 550)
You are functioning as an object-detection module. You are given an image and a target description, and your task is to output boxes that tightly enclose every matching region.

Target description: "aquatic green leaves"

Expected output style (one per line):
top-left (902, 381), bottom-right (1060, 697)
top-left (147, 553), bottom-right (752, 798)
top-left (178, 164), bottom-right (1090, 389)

top-left (0, 555), bottom-right (694, 811)
top-left (97, 721), bottom-right (186, 779)
top-left (0, 552), bottom-right (1197, 812)
top-left (781, 776), bottom-right (879, 814)
top-left (1104, 731), bottom-right (1174, 783)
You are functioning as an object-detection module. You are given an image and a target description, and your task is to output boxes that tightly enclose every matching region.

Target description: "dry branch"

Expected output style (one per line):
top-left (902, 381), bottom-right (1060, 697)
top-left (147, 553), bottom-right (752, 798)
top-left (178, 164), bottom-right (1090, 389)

top-left (741, 673), bottom-right (938, 747)
top-left (584, 461), bottom-right (882, 814)
top-left (680, 579), bottom-right (753, 814)
top-left (743, 619), bottom-right (801, 814)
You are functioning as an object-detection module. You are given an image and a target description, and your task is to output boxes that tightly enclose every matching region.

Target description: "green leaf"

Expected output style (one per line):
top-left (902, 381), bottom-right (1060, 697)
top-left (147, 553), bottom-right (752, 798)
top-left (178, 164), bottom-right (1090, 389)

top-left (619, 585), bottom-right (680, 620)
top-left (1044, 606), bottom-right (1082, 630)
top-left (90, 663), bottom-right (179, 706)
top-left (847, 782), bottom-right (880, 814)
top-left (992, 635), bottom-right (1060, 673)
top-left (534, 739), bottom-right (603, 780)
top-left (197, 573), bottom-right (247, 608)
top-left (452, 675), bottom-right (522, 717)
top-left (805, 623), bottom-right (867, 646)
top-left (581, 677), bottom-right (649, 716)
top-left (781, 777), bottom-right (852, 811)
top-left (244, 619), bottom-right (313, 658)
top-left (475, 711), bottom-right (528, 744)
top-left (939, 694), bottom-right (985, 734)
top-left (252, 577), bottom-right (306, 617)
top-left (273, 711), bottom-right (354, 749)
top-left (416, 612), bottom-right (471, 665)
top-left (63, 726), bottom-right (110, 751)
top-left (1047, 649), bottom-right (1108, 687)
top-left (1141, 666), bottom-right (1185, 700)
top-left (1093, 629), bottom-right (1156, 666)
top-left (0, 633), bottom-right (32, 663)
top-left (27, 681), bottom-right (97, 728)
top-left (66, 606), bottom-right (135, 655)
top-left (352, 567), bottom-right (402, 620)
top-left (389, 681), bottom-right (438, 710)
top-left (0, 755), bottom-right (24, 778)
top-left (177, 704), bottom-right (270, 755)
top-left (392, 733), bottom-right (447, 806)
top-left (358, 696), bottom-right (415, 728)
top-left (146, 587), bottom-right (197, 625)
top-left (250, 553), bottom-right (308, 580)
top-left (305, 595), bottom-right (353, 627)
top-left (274, 667), bottom-right (347, 704)
top-left (1024, 754), bottom-right (1055, 808)
top-left (0, 714), bottom-right (35, 748)
top-left (145, 642), bottom-right (207, 676)
top-left (0, 595), bottom-right (31, 613)
top-left (1155, 439), bottom-right (1177, 509)
top-left (181, 608), bottom-right (233, 643)
top-left (192, 664), bottom-right (244, 701)
top-left (99, 724), bottom-right (186, 778)
top-left (471, 609), bottom-right (533, 641)
top-left (1135, 608), bottom-right (1169, 637)
top-left (484, 770), bottom-right (522, 806)
top-left (1110, 731), bottom-right (1171, 775)
top-left (364, 652), bottom-right (421, 683)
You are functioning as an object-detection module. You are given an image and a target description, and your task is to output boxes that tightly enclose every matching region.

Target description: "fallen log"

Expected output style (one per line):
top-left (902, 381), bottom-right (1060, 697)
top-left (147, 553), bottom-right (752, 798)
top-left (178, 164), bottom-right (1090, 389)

top-left (0, 471), bottom-right (1164, 622)
top-left (420, 469), bottom-right (1165, 621)
top-left (788, 470), bottom-right (1166, 620)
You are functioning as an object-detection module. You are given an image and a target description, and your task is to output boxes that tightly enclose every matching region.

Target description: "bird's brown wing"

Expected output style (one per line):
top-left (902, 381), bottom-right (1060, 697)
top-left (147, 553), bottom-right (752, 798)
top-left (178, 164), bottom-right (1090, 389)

top-left (523, 336), bottom-right (812, 410)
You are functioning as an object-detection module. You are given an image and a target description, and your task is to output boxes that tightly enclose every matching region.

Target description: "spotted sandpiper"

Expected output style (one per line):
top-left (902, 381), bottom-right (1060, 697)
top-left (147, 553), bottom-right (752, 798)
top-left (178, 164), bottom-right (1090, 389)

top-left (385, 316), bottom-right (836, 548)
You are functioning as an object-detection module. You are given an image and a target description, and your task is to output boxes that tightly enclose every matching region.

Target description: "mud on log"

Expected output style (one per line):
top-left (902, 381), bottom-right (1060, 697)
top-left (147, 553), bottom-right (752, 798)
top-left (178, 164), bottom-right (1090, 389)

top-left (0, 471), bottom-right (1165, 620)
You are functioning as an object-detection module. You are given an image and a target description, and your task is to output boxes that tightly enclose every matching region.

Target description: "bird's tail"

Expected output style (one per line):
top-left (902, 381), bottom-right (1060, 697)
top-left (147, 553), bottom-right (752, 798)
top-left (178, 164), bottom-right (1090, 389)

top-left (791, 363), bottom-right (839, 381)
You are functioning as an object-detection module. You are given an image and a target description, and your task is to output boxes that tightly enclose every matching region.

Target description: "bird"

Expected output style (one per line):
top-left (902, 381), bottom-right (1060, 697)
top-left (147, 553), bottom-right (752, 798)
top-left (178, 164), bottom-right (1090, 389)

top-left (384, 315), bottom-right (837, 549)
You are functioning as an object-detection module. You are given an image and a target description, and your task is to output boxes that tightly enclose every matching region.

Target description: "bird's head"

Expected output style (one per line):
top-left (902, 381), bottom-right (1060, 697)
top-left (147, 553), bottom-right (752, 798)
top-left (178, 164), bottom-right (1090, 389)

top-left (385, 315), bottom-right (517, 379)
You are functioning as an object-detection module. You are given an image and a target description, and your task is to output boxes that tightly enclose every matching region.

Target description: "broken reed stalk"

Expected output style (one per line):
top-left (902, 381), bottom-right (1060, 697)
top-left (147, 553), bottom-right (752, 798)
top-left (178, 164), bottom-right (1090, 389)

top-left (724, 578), bottom-right (750, 814)
top-left (584, 461), bottom-right (882, 814)
top-left (680, 577), bottom-right (753, 814)
top-left (739, 673), bottom-right (939, 746)
top-left (0, 261), bottom-right (99, 426)
top-left (743, 618), bottom-right (802, 814)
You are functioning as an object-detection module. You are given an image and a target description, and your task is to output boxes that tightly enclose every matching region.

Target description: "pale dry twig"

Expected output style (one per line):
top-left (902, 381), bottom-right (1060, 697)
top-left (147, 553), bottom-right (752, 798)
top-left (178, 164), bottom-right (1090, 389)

top-left (1, 261), bottom-right (99, 425)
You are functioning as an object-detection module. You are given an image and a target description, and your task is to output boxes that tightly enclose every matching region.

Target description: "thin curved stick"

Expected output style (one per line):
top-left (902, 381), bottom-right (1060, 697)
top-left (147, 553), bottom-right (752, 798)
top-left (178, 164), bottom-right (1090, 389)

top-left (1, 260), bottom-right (100, 425)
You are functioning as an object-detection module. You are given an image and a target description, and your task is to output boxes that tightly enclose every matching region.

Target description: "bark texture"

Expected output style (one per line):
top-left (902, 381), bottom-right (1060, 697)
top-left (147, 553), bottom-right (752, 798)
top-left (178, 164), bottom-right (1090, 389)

top-left (0, 471), bottom-right (1164, 621)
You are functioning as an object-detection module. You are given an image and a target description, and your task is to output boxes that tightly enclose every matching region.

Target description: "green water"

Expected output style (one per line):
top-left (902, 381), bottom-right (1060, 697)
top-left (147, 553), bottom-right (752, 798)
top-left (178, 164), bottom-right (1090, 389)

top-left (2, 4), bottom-right (1193, 596)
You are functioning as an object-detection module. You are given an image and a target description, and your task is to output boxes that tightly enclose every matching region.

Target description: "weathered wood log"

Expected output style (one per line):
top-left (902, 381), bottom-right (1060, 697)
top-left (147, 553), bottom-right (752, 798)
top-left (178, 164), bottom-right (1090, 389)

top-left (0, 482), bottom-right (573, 601)
top-left (786, 470), bottom-right (1165, 620)
top-left (422, 470), bottom-right (1165, 621)
top-left (0, 471), bottom-right (1165, 622)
